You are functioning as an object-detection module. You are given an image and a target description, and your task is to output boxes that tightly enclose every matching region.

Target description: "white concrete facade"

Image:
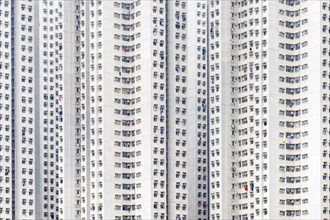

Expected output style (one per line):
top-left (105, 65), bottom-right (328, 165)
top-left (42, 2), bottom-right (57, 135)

top-left (209, 0), bottom-right (330, 219)
top-left (78, 0), bottom-right (207, 219)
top-left (0, 0), bottom-right (80, 219)
top-left (1, 0), bottom-right (330, 220)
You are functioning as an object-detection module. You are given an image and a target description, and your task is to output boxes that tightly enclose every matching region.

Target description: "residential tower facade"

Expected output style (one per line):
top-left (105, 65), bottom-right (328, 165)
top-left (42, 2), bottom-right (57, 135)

top-left (209, 0), bottom-right (330, 219)
top-left (1, 0), bottom-right (330, 220)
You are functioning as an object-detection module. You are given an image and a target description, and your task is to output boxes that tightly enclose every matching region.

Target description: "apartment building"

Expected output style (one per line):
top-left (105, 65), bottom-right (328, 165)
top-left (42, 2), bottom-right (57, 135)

top-left (1, 0), bottom-right (208, 219)
top-left (0, 0), bottom-right (17, 218)
top-left (0, 0), bottom-right (38, 218)
top-left (209, 0), bottom-right (330, 219)
top-left (78, 0), bottom-right (208, 219)
top-left (0, 0), bottom-right (79, 219)
top-left (1, 0), bottom-right (330, 220)
top-left (167, 1), bottom-right (208, 220)
top-left (56, 1), bottom-right (82, 219)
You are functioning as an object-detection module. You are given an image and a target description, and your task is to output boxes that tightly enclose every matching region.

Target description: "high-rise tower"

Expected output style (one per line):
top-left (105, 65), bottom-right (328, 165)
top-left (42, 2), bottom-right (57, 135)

top-left (78, 0), bottom-right (208, 219)
top-left (2, 0), bottom-right (330, 220)
top-left (209, 0), bottom-right (330, 219)
top-left (0, 0), bottom-right (80, 219)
